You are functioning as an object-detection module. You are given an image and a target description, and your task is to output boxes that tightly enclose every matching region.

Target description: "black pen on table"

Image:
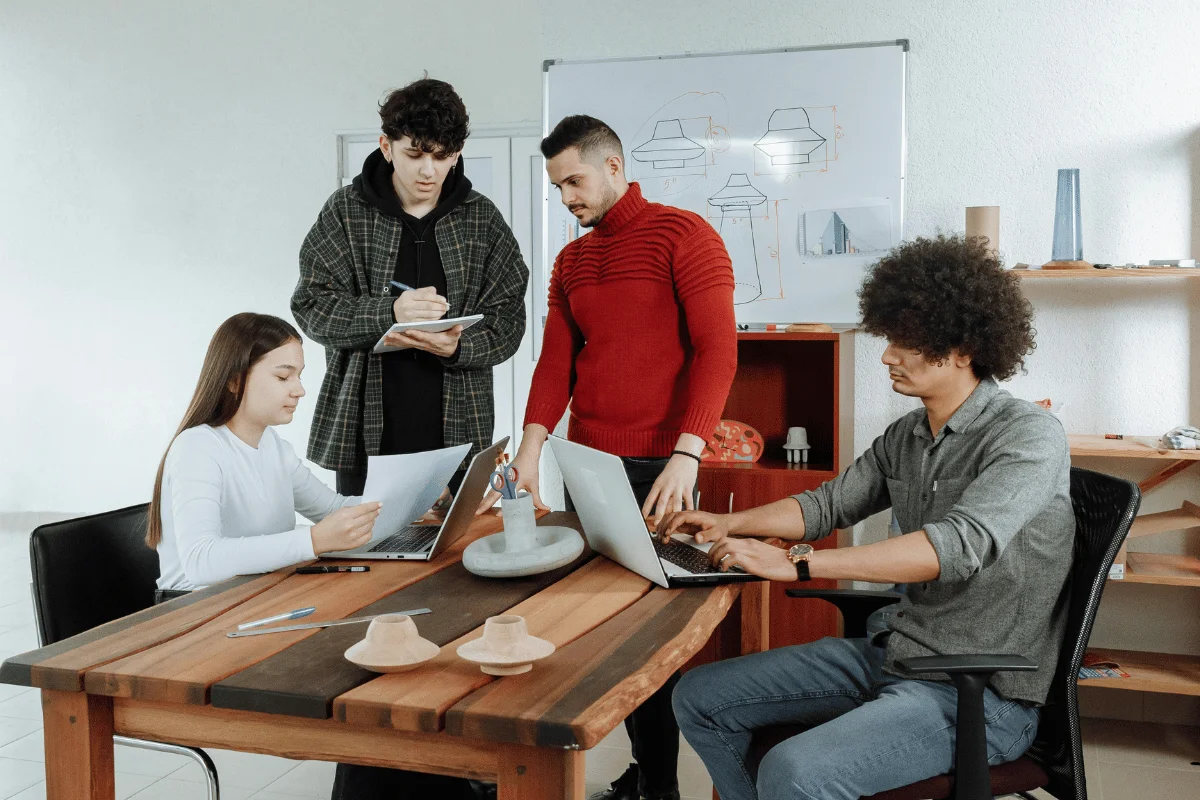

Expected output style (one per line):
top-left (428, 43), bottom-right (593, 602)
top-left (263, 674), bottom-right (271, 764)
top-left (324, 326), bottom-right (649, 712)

top-left (295, 565), bottom-right (370, 574)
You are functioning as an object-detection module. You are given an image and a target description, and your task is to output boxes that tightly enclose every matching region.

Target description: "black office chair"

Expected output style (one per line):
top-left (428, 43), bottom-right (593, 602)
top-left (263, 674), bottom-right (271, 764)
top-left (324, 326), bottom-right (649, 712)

top-left (29, 504), bottom-right (220, 799)
top-left (751, 467), bottom-right (1140, 800)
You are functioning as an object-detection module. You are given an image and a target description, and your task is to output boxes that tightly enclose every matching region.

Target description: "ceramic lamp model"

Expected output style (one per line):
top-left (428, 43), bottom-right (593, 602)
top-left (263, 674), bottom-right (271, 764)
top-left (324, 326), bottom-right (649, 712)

top-left (343, 614), bottom-right (440, 673)
top-left (783, 426), bottom-right (811, 464)
top-left (457, 615), bottom-right (556, 676)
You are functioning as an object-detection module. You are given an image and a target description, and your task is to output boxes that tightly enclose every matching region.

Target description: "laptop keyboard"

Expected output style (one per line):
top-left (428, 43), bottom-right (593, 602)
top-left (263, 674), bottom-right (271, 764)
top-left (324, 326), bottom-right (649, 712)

top-left (654, 539), bottom-right (718, 575)
top-left (368, 525), bottom-right (440, 554)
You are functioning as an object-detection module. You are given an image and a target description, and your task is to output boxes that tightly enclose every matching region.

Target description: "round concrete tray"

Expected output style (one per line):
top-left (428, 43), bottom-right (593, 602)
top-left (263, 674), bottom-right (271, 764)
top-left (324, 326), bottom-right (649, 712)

top-left (462, 526), bottom-right (585, 578)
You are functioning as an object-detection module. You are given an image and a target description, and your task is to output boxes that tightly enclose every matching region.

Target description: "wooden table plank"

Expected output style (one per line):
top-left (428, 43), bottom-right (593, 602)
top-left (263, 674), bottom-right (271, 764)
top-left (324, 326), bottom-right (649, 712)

top-left (84, 513), bottom-right (504, 704)
top-left (113, 699), bottom-right (501, 782)
top-left (0, 573), bottom-right (284, 692)
top-left (445, 583), bottom-right (737, 750)
top-left (210, 516), bottom-right (593, 718)
top-left (334, 555), bottom-right (653, 731)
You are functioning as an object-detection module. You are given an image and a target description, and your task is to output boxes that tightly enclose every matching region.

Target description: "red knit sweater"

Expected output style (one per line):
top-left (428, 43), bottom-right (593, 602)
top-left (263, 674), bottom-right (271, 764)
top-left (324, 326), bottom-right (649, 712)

top-left (524, 183), bottom-right (738, 456)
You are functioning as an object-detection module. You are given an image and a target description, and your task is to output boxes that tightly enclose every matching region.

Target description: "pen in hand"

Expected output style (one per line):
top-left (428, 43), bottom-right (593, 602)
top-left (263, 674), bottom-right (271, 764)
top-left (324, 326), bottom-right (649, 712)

top-left (236, 606), bottom-right (316, 631)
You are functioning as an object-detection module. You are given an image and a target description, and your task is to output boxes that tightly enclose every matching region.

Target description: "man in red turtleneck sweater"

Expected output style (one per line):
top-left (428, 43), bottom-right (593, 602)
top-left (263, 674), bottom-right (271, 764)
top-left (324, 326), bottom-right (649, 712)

top-left (483, 115), bottom-right (737, 800)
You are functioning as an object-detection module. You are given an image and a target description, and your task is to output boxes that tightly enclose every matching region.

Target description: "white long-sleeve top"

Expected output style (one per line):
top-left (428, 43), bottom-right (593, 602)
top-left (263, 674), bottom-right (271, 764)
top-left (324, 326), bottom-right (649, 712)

top-left (156, 424), bottom-right (353, 591)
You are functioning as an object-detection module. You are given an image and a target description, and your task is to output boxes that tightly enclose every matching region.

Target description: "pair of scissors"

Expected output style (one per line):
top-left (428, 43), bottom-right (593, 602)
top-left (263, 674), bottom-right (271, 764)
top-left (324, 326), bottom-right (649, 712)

top-left (491, 456), bottom-right (520, 500)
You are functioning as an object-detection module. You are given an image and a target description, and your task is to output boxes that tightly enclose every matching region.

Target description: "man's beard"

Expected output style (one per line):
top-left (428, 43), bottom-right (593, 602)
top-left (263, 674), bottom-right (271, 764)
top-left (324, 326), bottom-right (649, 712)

top-left (578, 183), bottom-right (620, 228)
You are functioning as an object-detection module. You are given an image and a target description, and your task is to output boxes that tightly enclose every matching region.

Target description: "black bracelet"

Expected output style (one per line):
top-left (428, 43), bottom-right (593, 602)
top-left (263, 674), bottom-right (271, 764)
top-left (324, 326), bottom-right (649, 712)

top-left (672, 449), bottom-right (703, 464)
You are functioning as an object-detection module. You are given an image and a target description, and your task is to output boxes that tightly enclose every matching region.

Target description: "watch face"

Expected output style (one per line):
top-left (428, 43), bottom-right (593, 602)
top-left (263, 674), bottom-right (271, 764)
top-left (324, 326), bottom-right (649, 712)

top-left (788, 543), bottom-right (814, 561)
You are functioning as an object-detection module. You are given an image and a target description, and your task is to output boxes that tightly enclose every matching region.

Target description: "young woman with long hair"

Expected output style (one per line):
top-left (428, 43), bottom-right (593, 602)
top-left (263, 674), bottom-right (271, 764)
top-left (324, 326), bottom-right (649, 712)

top-left (149, 312), bottom-right (381, 593)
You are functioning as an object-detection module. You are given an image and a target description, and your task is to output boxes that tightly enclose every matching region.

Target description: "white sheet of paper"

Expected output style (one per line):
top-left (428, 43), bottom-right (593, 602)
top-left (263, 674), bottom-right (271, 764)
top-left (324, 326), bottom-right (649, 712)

top-left (372, 315), bottom-right (485, 354)
top-left (360, 444), bottom-right (472, 539)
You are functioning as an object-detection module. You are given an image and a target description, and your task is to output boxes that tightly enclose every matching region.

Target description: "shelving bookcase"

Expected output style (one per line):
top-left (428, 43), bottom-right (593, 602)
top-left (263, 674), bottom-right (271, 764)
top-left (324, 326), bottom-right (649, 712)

top-left (1018, 267), bottom-right (1200, 699)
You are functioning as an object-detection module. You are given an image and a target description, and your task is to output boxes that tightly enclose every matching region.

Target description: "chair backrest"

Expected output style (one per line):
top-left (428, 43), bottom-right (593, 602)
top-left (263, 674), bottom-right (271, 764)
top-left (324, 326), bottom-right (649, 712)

top-left (1025, 468), bottom-right (1140, 800)
top-left (30, 504), bottom-right (160, 646)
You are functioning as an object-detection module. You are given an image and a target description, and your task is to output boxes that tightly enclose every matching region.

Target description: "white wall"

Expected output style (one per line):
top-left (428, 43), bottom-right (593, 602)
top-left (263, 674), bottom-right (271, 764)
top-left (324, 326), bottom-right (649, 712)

top-left (0, 0), bottom-right (544, 510)
top-left (4, 0), bottom-right (1200, 721)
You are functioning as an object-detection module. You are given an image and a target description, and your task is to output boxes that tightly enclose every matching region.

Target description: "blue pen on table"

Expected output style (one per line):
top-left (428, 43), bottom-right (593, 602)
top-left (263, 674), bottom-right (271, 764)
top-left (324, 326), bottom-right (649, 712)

top-left (236, 606), bottom-right (316, 631)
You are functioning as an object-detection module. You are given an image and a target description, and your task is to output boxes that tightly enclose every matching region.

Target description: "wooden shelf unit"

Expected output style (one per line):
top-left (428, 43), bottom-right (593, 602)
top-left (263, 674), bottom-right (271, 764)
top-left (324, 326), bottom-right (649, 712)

top-left (1119, 552), bottom-right (1200, 588)
top-left (1068, 434), bottom-right (1200, 461)
top-left (696, 330), bottom-right (854, 652)
top-left (1018, 276), bottom-right (1200, 701)
top-left (1126, 502), bottom-right (1200, 538)
top-left (1080, 649), bottom-right (1200, 697)
top-left (1015, 268), bottom-right (1200, 279)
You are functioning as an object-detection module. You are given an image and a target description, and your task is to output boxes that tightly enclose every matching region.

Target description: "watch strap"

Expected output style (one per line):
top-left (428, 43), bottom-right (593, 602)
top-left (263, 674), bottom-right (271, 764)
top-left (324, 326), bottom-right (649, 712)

top-left (795, 558), bottom-right (811, 582)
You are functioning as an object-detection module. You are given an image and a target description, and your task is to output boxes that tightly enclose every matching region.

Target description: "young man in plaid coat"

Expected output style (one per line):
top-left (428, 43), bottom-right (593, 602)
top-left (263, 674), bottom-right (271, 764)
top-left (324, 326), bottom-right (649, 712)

top-left (292, 78), bottom-right (528, 800)
top-left (292, 78), bottom-right (528, 502)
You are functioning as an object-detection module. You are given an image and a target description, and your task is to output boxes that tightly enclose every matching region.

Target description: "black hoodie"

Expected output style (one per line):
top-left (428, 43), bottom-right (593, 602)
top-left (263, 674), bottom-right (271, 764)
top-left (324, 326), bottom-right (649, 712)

top-left (353, 148), bottom-right (473, 457)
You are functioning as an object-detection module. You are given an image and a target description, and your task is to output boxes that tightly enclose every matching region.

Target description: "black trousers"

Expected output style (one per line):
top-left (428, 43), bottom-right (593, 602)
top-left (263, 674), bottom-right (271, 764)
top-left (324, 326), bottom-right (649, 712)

top-left (564, 456), bottom-right (686, 796)
top-left (332, 467), bottom-right (483, 800)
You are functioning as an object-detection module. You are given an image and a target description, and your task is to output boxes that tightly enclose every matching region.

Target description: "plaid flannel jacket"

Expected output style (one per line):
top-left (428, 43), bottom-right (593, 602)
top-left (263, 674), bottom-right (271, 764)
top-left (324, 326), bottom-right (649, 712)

top-left (291, 183), bottom-right (529, 472)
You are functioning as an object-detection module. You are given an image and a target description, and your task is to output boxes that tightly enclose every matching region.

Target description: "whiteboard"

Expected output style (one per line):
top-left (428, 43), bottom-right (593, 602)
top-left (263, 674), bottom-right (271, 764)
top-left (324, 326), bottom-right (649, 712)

top-left (544, 42), bottom-right (907, 325)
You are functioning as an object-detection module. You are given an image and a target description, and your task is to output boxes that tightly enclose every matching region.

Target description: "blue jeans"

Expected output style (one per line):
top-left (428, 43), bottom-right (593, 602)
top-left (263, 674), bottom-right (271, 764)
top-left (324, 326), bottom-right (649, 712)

top-left (673, 635), bottom-right (1039, 800)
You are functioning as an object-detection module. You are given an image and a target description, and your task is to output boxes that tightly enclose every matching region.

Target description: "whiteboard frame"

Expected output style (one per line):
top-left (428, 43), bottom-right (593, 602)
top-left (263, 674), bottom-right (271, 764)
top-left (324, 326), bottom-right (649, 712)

top-left (541, 40), bottom-right (909, 326)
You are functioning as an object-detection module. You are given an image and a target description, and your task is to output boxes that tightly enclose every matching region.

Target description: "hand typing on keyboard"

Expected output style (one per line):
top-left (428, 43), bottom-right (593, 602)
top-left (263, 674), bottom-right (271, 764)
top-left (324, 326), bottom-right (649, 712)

top-left (655, 509), bottom-right (732, 547)
top-left (707, 537), bottom-right (798, 581)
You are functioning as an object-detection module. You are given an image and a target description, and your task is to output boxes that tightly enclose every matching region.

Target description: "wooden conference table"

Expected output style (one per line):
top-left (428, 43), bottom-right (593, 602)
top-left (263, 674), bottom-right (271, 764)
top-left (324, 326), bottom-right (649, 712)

top-left (1, 512), bottom-right (769, 800)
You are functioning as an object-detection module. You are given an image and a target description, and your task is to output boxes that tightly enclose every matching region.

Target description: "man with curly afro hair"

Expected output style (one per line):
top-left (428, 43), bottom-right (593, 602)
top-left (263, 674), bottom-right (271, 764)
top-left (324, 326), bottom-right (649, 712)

top-left (663, 235), bottom-right (1075, 800)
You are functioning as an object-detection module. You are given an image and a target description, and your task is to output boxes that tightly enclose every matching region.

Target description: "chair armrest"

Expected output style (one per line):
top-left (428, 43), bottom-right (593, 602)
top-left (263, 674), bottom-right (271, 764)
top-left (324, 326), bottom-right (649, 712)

top-left (896, 653), bottom-right (1037, 800)
top-left (783, 589), bottom-right (902, 639)
top-left (897, 654), bottom-right (1038, 675)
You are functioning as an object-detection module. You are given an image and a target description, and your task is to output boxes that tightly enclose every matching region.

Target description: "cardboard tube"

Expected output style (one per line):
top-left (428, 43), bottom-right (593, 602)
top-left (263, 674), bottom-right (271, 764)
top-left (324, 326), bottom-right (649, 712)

top-left (966, 206), bottom-right (1000, 255)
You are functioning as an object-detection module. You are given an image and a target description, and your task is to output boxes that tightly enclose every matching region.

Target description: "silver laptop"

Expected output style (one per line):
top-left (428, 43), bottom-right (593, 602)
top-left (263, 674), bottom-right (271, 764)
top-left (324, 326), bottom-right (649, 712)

top-left (548, 436), bottom-right (759, 588)
top-left (322, 438), bottom-right (508, 561)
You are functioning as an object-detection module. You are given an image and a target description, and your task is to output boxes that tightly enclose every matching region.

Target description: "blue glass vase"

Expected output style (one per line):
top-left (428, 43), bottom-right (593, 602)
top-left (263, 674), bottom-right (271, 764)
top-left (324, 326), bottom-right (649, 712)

top-left (1051, 168), bottom-right (1082, 261)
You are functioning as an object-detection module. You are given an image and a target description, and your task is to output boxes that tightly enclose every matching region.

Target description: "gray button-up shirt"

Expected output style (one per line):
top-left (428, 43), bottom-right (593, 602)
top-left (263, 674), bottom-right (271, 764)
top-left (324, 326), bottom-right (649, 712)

top-left (794, 379), bottom-right (1074, 704)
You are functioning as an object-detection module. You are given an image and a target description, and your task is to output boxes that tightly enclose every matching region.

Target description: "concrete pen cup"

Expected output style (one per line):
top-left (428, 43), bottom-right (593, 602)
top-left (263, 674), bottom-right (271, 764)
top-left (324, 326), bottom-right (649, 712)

top-left (343, 613), bottom-right (440, 673)
top-left (500, 493), bottom-right (537, 552)
top-left (456, 614), bottom-right (556, 675)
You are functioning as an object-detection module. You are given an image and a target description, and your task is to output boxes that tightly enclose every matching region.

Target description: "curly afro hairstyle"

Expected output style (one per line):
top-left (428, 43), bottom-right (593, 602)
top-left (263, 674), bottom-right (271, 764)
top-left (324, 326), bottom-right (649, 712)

top-left (858, 234), bottom-right (1036, 381)
top-left (378, 77), bottom-right (469, 156)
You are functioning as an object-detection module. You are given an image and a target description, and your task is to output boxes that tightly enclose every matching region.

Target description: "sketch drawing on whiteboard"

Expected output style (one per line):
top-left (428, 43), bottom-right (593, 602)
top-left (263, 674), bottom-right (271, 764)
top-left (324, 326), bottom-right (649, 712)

top-left (799, 204), bottom-right (892, 258)
top-left (631, 120), bottom-right (705, 169)
top-left (709, 173), bottom-right (780, 305)
top-left (627, 92), bottom-right (730, 188)
top-left (753, 106), bottom-right (840, 178)
top-left (755, 108), bottom-right (825, 165)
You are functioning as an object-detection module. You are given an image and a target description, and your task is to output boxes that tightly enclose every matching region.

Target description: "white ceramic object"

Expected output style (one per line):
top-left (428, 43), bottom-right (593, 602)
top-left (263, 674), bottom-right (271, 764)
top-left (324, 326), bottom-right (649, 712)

top-left (783, 426), bottom-right (811, 463)
top-left (344, 613), bottom-right (440, 673)
top-left (500, 493), bottom-right (538, 551)
top-left (456, 615), bottom-right (556, 675)
top-left (462, 525), bottom-right (584, 578)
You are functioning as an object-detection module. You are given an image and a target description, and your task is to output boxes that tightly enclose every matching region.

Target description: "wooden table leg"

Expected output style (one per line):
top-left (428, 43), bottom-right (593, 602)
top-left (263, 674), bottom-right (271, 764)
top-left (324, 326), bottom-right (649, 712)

top-left (497, 744), bottom-right (584, 800)
top-left (739, 581), bottom-right (770, 656)
top-left (42, 690), bottom-right (115, 800)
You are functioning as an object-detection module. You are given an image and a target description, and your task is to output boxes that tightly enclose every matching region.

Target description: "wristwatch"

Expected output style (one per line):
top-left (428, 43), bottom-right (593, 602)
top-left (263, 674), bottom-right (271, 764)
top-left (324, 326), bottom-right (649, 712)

top-left (787, 543), bottom-right (815, 581)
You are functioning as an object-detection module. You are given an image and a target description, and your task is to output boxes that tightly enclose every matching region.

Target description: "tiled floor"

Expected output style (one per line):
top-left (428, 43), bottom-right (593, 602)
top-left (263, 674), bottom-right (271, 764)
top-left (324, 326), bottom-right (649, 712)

top-left (2, 515), bottom-right (1198, 800)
